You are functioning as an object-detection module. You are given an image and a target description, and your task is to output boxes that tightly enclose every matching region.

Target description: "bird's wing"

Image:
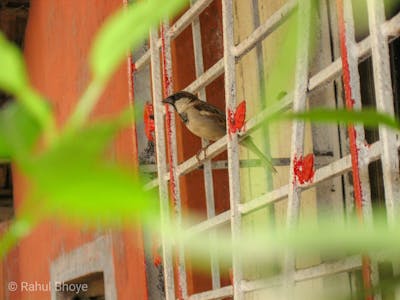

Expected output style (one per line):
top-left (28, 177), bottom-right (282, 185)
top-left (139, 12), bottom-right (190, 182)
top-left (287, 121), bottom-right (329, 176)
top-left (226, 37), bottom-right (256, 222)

top-left (193, 101), bottom-right (226, 127)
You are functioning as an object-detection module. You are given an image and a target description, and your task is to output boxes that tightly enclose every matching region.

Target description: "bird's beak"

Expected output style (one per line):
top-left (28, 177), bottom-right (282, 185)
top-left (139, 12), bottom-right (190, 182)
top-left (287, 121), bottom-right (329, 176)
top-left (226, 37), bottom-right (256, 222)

top-left (162, 97), bottom-right (174, 105)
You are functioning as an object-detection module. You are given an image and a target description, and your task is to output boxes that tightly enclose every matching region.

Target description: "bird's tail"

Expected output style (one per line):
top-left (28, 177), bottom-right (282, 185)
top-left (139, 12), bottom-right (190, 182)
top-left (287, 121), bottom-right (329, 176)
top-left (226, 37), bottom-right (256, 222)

top-left (241, 137), bottom-right (277, 173)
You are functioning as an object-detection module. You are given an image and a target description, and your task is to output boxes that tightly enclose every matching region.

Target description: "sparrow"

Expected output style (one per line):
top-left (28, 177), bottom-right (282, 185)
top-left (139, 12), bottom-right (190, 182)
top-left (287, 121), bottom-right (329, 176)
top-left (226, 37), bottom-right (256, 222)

top-left (162, 91), bottom-right (277, 173)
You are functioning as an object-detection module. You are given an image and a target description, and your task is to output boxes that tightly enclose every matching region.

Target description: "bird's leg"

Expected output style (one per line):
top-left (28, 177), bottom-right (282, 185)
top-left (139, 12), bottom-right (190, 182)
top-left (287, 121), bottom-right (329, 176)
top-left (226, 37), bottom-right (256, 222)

top-left (195, 143), bottom-right (211, 163)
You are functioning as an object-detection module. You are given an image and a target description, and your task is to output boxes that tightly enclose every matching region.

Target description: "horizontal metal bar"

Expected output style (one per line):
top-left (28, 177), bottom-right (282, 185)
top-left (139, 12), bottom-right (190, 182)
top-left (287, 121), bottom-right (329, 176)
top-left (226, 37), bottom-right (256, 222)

top-left (192, 256), bottom-right (362, 298)
top-left (308, 11), bottom-right (400, 93)
top-left (143, 10), bottom-right (400, 192)
top-left (169, 0), bottom-right (214, 39)
top-left (241, 255), bottom-right (362, 293)
top-left (177, 93), bottom-right (293, 177)
top-left (144, 178), bottom-right (159, 190)
top-left (185, 59), bottom-right (224, 94)
top-left (186, 211), bottom-right (230, 236)
top-left (233, 0), bottom-right (297, 59)
top-left (294, 255), bottom-right (362, 281)
top-left (240, 141), bottom-right (382, 215)
top-left (239, 185), bottom-right (289, 215)
top-left (135, 50), bottom-right (151, 71)
top-left (185, 141), bottom-right (388, 235)
top-left (140, 158), bottom-right (290, 173)
top-left (134, 0), bottom-right (214, 71)
top-left (188, 286), bottom-right (233, 300)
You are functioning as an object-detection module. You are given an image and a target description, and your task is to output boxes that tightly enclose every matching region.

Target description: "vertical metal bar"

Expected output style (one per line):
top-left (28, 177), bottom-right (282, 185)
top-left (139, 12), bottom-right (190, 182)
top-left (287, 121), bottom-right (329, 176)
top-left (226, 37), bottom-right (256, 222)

top-left (325, 0), bottom-right (357, 225)
top-left (161, 21), bottom-right (188, 300)
top-left (366, 1), bottom-right (400, 297)
top-left (190, 0), bottom-right (221, 290)
top-left (366, 0), bottom-right (400, 229)
top-left (222, 0), bottom-right (243, 299)
top-left (251, 0), bottom-right (274, 199)
top-left (336, 0), bottom-right (380, 298)
top-left (150, 29), bottom-right (175, 300)
top-left (283, 0), bottom-right (311, 296)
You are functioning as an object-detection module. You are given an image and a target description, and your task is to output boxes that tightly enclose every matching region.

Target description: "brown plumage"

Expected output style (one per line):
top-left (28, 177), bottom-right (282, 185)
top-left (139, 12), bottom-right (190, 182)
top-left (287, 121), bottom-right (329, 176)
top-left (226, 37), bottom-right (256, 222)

top-left (162, 91), bottom-right (277, 172)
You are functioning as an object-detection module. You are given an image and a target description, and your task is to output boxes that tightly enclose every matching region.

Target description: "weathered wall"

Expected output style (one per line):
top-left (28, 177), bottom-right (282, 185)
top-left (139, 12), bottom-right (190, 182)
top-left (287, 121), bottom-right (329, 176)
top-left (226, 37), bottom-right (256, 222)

top-left (3, 1), bottom-right (147, 299)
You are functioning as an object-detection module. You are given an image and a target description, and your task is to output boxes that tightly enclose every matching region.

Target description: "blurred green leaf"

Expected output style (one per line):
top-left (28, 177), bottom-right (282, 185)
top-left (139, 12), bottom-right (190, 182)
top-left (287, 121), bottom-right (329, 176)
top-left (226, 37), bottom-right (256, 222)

top-left (0, 217), bottom-right (34, 258)
top-left (90, 0), bottom-right (187, 81)
top-left (278, 108), bottom-right (400, 131)
top-left (264, 1), bottom-right (317, 106)
top-left (0, 102), bottom-right (42, 160)
top-left (0, 33), bottom-right (54, 136)
top-left (24, 116), bottom-right (157, 226)
top-left (0, 32), bottom-right (28, 94)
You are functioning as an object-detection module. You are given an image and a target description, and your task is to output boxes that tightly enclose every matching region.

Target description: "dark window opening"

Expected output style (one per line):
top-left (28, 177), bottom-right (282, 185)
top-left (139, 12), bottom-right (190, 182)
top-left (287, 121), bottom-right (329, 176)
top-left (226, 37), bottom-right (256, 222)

top-left (0, 0), bottom-right (30, 222)
top-left (56, 272), bottom-right (105, 300)
top-left (0, 164), bottom-right (13, 221)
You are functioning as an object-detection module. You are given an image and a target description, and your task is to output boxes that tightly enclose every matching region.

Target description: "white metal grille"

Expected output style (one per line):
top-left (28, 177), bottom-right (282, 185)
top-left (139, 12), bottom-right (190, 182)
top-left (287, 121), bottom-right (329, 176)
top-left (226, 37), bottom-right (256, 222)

top-left (135, 0), bottom-right (400, 299)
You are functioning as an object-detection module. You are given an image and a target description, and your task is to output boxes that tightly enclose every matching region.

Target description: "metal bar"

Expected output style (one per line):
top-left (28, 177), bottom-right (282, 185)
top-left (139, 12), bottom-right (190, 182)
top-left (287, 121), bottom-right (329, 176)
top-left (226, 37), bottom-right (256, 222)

top-left (186, 211), bottom-right (230, 236)
top-left (185, 59), bottom-right (224, 94)
top-left (176, 93), bottom-right (293, 178)
top-left (149, 29), bottom-right (175, 300)
top-left (160, 21), bottom-right (188, 299)
top-left (145, 12), bottom-right (400, 193)
top-left (222, 0), bottom-right (243, 298)
top-left (294, 255), bottom-right (362, 282)
top-left (188, 286), bottom-right (233, 300)
top-left (140, 158), bottom-right (290, 174)
top-left (336, 0), bottom-right (379, 298)
top-left (366, 0), bottom-right (400, 230)
top-left (190, 0), bottom-right (221, 290)
top-left (366, 0), bottom-right (400, 295)
top-left (241, 255), bottom-right (362, 293)
top-left (134, 0), bottom-right (214, 71)
top-left (283, 0), bottom-right (311, 296)
top-left (186, 140), bottom-right (386, 236)
top-left (309, 11), bottom-right (400, 93)
top-left (135, 49), bottom-right (151, 71)
top-left (151, 12), bottom-right (400, 188)
top-left (142, 3), bottom-right (400, 299)
top-left (170, 0), bottom-right (214, 39)
top-left (233, 0), bottom-right (297, 59)
top-left (189, 255), bottom-right (363, 299)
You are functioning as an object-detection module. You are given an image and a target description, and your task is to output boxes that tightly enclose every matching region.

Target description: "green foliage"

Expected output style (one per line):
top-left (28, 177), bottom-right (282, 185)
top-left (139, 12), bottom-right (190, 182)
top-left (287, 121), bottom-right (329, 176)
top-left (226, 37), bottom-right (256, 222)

top-left (27, 119), bottom-right (158, 226)
top-left (0, 102), bottom-right (42, 160)
top-left (68, 0), bottom-right (187, 131)
top-left (0, 33), bottom-right (54, 135)
top-left (0, 0), bottom-right (186, 253)
top-left (0, 33), bottom-right (28, 94)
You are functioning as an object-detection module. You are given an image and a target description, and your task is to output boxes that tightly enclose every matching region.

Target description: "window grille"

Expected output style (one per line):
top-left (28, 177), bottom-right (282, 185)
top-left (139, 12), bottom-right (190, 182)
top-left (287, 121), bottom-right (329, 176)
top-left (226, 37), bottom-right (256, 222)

top-left (134, 0), bottom-right (400, 299)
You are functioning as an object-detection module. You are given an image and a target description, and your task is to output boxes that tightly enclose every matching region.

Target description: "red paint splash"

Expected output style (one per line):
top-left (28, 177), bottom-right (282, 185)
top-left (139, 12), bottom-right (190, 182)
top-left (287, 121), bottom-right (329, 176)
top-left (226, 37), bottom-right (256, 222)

top-left (229, 268), bottom-right (233, 286)
top-left (293, 153), bottom-right (315, 184)
top-left (337, 0), bottom-right (373, 298)
top-left (128, 56), bottom-right (135, 98)
top-left (152, 241), bottom-right (162, 267)
top-left (144, 103), bottom-right (155, 141)
top-left (228, 100), bottom-right (246, 135)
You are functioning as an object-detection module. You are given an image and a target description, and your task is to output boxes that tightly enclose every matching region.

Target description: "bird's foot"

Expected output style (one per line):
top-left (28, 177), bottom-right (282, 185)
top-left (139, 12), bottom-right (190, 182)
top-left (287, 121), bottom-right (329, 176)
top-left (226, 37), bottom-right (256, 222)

top-left (195, 144), bottom-right (210, 163)
top-left (195, 150), bottom-right (202, 163)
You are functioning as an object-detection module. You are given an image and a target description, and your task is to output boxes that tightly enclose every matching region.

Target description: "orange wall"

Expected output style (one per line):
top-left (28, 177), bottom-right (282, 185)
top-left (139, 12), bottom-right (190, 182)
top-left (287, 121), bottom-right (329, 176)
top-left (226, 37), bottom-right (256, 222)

top-left (4, 1), bottom-right (147, 299)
